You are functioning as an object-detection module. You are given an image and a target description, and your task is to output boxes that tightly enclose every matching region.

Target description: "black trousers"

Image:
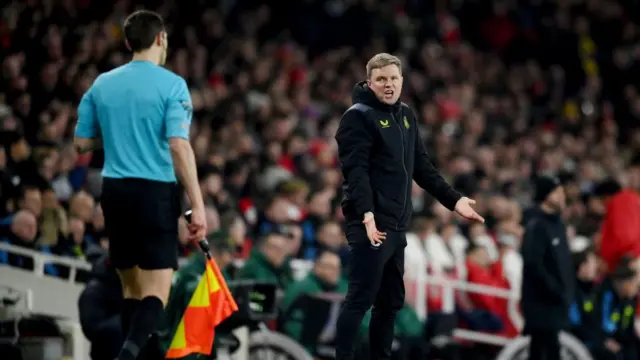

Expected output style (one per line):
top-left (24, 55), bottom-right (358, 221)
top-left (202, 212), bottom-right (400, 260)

top-left (335, 225), bottom-right (406, 360)
top-left (528, 330), bottom-right (560, 360)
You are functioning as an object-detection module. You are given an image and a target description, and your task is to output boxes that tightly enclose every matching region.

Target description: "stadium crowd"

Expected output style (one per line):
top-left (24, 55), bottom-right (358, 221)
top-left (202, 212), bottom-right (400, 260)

top-left (1, 0), bottom-right (640, 359)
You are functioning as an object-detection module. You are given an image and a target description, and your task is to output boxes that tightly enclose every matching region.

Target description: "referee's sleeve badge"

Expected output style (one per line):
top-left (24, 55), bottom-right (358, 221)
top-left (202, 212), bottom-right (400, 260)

top-left (180, 100), bottom-right (193, 112)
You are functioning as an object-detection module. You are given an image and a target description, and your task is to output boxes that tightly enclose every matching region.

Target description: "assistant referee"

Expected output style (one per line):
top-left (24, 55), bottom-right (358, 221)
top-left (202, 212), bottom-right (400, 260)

top-left (74, 10), bottom-right (206, 360)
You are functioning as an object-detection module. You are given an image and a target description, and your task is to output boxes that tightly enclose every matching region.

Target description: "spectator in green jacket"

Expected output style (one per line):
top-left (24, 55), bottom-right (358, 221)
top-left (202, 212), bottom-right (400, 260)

top-left (279, 250), bottom-right (347, 347)
top-left (159, 230), bottom-right (235, 359)
top-left (237, 231), bottom-right (294, 289)
top-left (359, 304), bottom-right (423, 340)
top-left (358, 302), bottom-right (425, 359)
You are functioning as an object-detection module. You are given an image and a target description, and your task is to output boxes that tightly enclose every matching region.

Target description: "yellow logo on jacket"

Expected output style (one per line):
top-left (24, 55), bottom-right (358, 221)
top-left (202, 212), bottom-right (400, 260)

top-left (404, 116), bottom-right (410, 129)
top-left (379, 120), bottom-right (390, 128)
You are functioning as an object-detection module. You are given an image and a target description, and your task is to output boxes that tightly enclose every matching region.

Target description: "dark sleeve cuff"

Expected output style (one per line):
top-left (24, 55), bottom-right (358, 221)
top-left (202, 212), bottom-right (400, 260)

top-left (440, 188), bottom-right (462, 212)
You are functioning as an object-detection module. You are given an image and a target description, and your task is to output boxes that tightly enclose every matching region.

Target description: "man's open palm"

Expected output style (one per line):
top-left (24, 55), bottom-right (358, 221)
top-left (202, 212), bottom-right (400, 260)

top-left (455, 197), bottom-right (485, 223)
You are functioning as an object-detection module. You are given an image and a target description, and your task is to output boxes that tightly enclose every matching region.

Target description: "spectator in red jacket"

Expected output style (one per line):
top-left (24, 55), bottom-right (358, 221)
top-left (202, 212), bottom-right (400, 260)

top-left (595, 179), bottom-right (640, 273)
top-left (465, 243), bottom-right (516, 336)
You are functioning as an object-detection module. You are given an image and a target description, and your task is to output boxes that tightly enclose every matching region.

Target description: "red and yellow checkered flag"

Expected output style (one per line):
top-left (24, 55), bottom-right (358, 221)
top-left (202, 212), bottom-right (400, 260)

top-left (165, 257), bottom-right (238, 358)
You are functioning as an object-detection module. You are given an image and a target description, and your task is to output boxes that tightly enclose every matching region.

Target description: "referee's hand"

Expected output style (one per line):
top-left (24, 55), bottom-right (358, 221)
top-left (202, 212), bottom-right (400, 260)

top-left (187, 207), bottom-right (207, 242)
top-left (363, 212), bottom-right (386, 247)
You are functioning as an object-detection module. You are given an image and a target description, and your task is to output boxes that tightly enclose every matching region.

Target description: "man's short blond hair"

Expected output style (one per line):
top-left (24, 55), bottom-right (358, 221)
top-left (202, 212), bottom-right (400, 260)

top-left (366, 53), bottom-right (402, 78)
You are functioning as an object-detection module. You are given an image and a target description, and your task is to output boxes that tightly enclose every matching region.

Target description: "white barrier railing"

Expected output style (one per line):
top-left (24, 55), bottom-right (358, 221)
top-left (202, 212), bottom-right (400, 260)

top-left (0, 241), bottom-right (524, 349)
top-left (0, 242), bottom-right (91, 283)
top-left (422, 275), bottom-right (523, 346)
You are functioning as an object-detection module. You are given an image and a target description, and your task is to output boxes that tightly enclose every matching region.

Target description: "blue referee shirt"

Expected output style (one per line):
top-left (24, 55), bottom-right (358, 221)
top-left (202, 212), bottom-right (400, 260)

top-left (75, 60), bottom-right (192, 183)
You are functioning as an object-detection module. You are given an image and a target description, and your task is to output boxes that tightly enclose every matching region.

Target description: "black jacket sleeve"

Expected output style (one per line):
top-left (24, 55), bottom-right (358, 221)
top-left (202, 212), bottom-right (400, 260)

top-left (335, 110), bottom-right (375, 217)
top-left (522, 221), bottom-right (564, 301)
top-left (78, 280), bottom-right (122, 342)
top-left (413, 125), bottom-right (461, 211)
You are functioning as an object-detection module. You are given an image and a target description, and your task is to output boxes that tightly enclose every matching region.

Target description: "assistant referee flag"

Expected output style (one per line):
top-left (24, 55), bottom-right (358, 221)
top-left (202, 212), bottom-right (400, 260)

top-left (165, 257), bottom-right (238, 358)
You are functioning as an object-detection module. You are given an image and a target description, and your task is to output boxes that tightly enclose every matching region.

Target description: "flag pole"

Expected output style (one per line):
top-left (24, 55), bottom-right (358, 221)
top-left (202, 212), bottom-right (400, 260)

top-left (184, 209), bottom-right (212, 260)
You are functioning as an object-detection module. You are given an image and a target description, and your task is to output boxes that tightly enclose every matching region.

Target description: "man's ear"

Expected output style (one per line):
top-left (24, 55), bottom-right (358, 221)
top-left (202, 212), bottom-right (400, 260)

top-left (366, 79), bottom-right (371, 87)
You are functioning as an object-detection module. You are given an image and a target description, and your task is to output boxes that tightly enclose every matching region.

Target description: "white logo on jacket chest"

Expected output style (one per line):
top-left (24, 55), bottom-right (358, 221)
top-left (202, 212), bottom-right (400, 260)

top-left (552, 238), bottom-right (560, 246)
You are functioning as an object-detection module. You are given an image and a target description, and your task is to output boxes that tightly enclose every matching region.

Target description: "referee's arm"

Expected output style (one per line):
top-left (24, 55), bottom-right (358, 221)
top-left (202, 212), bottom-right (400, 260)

top-left (74, 85), bottom-right (103, 154)
top-left (335, 110), bottom-right (375, 217)
top-left (166, 78), bottom-right (204, 212)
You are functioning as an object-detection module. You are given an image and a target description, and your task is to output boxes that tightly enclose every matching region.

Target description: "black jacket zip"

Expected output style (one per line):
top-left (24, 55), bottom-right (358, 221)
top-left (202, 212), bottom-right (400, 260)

top-left (391, 112), bottom-right (408, 231)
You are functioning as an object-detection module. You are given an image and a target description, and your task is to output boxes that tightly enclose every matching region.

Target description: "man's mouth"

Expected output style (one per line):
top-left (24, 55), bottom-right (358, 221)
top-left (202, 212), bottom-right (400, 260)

top-left (384, 90), bottom-right (394, 96)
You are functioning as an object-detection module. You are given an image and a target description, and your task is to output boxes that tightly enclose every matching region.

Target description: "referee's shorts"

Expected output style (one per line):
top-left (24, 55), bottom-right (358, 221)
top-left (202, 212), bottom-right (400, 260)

top-left (101, 177), bottom-right (181, 271)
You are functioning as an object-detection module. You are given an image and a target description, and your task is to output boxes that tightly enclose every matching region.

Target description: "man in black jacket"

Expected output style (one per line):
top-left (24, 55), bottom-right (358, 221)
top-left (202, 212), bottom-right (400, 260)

top-left (587, 257), bottom-right (638, 360)
top-left (334, 52), bottom-right (483, 360)
top-left (521, 175), bottom-right (575, 360)
top-left (78, 255), bottom-right (124, 360)
top-left (78, 254), bottom-right (164, 360)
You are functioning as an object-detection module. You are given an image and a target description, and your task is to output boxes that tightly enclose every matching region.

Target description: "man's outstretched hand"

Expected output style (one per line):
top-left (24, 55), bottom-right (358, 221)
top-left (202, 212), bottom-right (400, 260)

top-left (363, 212), bottom-right (386, 247)
top-left (455, 197), bottom-right (485, 223)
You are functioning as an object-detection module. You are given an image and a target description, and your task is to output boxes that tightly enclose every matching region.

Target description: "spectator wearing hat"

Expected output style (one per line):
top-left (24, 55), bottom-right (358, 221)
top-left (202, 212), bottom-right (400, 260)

top-left (521, 175), bottom-right (575, 360)
top-left (5, 133), bottom-right (40, 188)
top-left (594, 178), bottom-right (640, 274)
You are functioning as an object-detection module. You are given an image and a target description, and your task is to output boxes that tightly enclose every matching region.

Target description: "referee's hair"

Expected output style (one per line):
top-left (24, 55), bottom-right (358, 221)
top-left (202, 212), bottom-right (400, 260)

top-left (123, 10), bottom-right (165, 53)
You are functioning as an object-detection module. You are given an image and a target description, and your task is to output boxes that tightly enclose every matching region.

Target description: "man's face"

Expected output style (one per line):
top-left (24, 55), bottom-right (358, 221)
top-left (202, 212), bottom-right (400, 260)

top-left (263, 234), bottom-right (288, 268)
top-left (11, 138), bottom-right (31, 161)
top-left (308, 192), bottom-right (332, 219)
top-left (314, 252), bottom-right (341, 286)
top-left (578, 253), bottom-right (598, 281)
top-left (12, 214), bottom-right (37, 242)
top-left (618, 277), bottom-right (640, 299)
top-left (469, 223), bottom-right (487, 239)
top-left (203, 173), bottom-right (222, 196)
top-left (290, 188), bottom-right (309, 208)
top-left (70, 192), bottom-right (95, 223)
top-left (20, 189), bottom-right (42, 218)
top-left (546, 186), bottom-right (566, 212)
top-left (42, 190), bottom-right (58, 210)
top-left (229, 218), bottom-right (247, 246)
top-left (205, 206), bottom-right (220, 232)
top-left (317, 222), bottom-right (343, 249)
top-left (628, 165), bottom-right (640, 191)
top-left (367, 65), bottom-right (403, 105)
top-left (69, 217), bottom-right (85, 244)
